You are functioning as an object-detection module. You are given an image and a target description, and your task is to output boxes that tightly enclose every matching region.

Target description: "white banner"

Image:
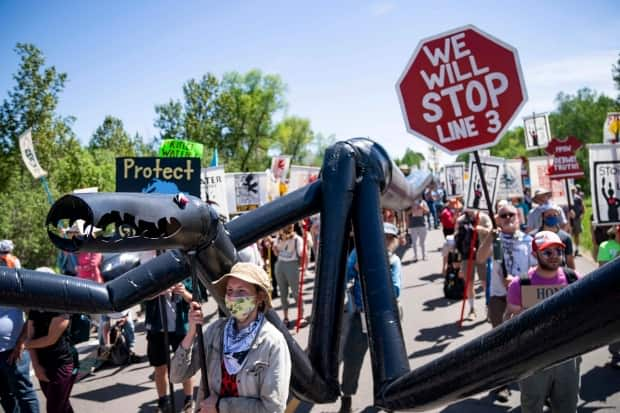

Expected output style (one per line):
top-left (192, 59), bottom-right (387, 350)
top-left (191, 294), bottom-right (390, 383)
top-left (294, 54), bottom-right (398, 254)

top-left (288, 165), bottom-right (320, 192)
top-left (465, 157), bottom-right (500, 211)
top-left (528, 156), bottom-right (570, 206)
top-left (270, 155), bottom-right (292, 180)
top-left (201, 166), bottom-right (229, 217)
top-left (603, 112), bottom-right (620, 143)
top-left (18, 129), bottom-right (47, 179)
top-left (523, 113), bottom-right (551, 150)
top-left (444, 162), bottom-right (466, 199)
top-left (589, 144), bottom-right (620, 224)
top-left (497, 158), bottom-right (524, 200)
top-left (225, 172), bottom-right (267, 214)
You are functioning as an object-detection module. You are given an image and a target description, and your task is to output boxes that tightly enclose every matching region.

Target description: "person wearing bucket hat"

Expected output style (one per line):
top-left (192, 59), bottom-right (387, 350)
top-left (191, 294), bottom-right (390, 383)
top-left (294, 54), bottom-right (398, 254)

top-left (171, 262), bottom-right (291, 413)
top-left (525, 188), bottom-right (568, 233)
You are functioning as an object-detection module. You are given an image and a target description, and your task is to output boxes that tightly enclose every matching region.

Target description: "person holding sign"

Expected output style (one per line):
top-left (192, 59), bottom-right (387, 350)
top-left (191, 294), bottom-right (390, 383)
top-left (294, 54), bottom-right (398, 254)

top-left (505, 231), bottom-right (581, 413)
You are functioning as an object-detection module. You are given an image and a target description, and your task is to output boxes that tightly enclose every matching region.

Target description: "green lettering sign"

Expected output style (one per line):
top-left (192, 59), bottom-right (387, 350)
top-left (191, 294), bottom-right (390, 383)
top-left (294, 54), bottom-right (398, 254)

top-left (158, 139), bottom-right (204, 159)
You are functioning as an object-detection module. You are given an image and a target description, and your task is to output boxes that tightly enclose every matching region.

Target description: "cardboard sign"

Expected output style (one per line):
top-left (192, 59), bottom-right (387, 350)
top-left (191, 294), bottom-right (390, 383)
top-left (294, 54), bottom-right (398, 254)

top-left (444, 162), bottom-right (466, 198)
top-left (604, 112), bottom-right (620, 143)
top-left (523, 113), bottom-right (551, 150)
top-left (465, 157), bottom-right (500, 211)
top-left (158, 139), bottom-right (204, 158)
top-left (18, 129), bottom-right (47, 179)
top-left (288, 165), bottom-right (320, 192)
top-left (521, 284), bottom-right (566, 309)
top-left (589, 144), bottom-right (620, 224)
top-left (270, 155), bottom-right (291, 180)
top-left (115, 157), bottom-right (201, 196)
top-left (545, 136), bottom-right (584, 179)
top-left (200, 166), bottom-right (229, 217)
top-left (528, 156), bottom-right (571, 206)
top-left (497, 158), bottom-right (524, 199)
top-left (225, 172), bottom-right (268, 213)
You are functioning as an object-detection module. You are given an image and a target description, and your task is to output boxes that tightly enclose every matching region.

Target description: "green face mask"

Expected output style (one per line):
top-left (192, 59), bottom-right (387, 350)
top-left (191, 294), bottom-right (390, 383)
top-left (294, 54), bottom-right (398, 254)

top-left (225, 295), bottom-right (257, 322)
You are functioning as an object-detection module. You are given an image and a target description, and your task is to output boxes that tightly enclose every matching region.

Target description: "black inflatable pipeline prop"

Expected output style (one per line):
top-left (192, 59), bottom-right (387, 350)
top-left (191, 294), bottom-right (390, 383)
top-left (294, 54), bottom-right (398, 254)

top-left (0, 137), bottom-right (618, 410)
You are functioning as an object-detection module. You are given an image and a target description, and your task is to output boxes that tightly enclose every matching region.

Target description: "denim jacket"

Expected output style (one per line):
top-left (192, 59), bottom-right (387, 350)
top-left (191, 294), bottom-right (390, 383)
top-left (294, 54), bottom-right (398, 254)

top-left (170, 316), bottom-right (291, 413)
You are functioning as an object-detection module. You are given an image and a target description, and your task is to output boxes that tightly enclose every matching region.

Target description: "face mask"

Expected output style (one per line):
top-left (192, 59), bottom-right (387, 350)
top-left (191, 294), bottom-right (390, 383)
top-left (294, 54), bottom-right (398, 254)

top-left (225, 295), bottom-right (257, 322)
top-left (543, 216), bottom-right (560, 227)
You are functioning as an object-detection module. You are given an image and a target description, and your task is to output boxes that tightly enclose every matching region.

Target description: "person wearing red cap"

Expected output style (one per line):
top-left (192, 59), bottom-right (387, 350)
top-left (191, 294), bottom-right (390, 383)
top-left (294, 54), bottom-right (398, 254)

top-left (505, 230), bottom-right (581, 413)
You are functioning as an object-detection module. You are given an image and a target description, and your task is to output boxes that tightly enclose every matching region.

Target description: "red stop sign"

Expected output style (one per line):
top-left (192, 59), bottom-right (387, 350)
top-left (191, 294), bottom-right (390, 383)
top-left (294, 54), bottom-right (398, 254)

top-left (396, 25), bottom-right (527, 154)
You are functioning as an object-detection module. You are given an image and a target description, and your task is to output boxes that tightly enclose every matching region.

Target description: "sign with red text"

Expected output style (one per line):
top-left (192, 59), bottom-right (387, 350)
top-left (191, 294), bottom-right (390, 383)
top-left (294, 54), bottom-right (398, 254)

top-left (528, 156), bottom-right (571, 206)
top-left (544, 136), bottom-right (583, 179)
top-left (396, 25), bottom-right (527, 154)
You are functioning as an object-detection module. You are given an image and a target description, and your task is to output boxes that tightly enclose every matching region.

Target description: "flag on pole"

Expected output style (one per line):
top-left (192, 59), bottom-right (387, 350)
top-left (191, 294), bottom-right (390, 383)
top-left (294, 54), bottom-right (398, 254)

top-left (210, 148), bottom-right (219, 167)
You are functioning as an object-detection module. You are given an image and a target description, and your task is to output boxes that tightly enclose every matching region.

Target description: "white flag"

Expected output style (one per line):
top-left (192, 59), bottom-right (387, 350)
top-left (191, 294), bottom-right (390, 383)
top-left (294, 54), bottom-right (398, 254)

top-left (19, 129), bottom-right (47, 179)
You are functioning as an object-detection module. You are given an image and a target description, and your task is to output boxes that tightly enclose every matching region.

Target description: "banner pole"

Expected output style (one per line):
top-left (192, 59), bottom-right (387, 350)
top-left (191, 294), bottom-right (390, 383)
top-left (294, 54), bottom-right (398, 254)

top-left (565, 178), bottom-right (573, 214)
top-left (473, 151), bottom-right (497, 228)
top-left (40, 176), bottom-right (54, 205)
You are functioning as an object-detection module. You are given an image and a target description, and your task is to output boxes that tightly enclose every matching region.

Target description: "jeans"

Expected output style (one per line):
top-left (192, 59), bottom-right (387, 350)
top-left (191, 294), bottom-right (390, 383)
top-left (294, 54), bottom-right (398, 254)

top-left (519, 358), bottom-right (579, 413)
top-left (99, 312), bottom-right (136, 350)
top-left (0, 348), bottom-right (40, 413)
top-left (340, 311), bottom-right (368, 396)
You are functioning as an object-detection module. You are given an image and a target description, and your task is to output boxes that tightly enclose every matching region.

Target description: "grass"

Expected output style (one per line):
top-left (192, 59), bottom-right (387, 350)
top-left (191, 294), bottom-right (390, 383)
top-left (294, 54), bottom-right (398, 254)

top-left (580, 196), bottom-right (593, 257)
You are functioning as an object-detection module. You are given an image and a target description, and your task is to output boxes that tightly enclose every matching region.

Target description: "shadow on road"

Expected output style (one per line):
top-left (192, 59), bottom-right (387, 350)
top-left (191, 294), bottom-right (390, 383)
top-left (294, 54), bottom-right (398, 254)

top-left (415, 319), bottom-right (486, 344)
top-left (438, 393), bottom-right (516, 412)
top-left (73, 382), bottom-right (151, 402)
top-left (419, 273), bottom-right (445, 283)
top-left (422, 296), bottom-right (461, 311)
top-left (408, 342), bottom-right (450, 359)
top-left (579, 364), bottom-right (620, 409)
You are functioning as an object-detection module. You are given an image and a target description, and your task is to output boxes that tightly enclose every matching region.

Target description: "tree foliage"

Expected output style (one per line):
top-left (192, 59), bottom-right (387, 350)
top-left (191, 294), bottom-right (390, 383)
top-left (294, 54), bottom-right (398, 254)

top-left (272, 116), bottom-right (314, 164)
top-left (395, 148), bottom-right (425, 168)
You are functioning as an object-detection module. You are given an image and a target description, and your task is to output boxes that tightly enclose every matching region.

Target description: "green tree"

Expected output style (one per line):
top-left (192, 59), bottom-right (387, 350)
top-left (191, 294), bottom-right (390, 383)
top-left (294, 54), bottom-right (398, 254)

top-left (613, 52), bottom-right (620, 103)
top-left (272, 116), bottom-right (313, 164)
top-left (306, 132), bottom-right (336, 166)
top-left (154, 70), bottom-right (286, 171)
top-left (0, 43), bottom-right (77, 267)
top-left (89, 115), bottom-right (136, 156)
top-left (395, 148), bottom-right (425, 168)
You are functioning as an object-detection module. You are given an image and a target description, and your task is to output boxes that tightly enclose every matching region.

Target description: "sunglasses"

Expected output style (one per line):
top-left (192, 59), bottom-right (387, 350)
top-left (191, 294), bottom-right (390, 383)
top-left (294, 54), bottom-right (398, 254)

top-left (499, 212), bottom-right (515, 219)
top-left (540, 247), bottom-right (564, 258)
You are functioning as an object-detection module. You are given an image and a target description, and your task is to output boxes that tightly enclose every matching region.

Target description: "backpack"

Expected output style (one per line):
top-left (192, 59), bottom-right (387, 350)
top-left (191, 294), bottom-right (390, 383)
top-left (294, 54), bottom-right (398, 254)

top-left (443, 252), bottom-right (464, 300)
top-left (455, 214), bottom-right (479, 258)
top-left (69, 313), bottom-right (92, 345)
top-left (108, 322), bottom-right (130, 366)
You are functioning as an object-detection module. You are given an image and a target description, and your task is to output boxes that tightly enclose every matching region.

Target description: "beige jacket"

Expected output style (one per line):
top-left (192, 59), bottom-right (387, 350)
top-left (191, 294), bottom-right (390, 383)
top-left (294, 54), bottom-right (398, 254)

top-left (170, 317), bottom-right (291, 413)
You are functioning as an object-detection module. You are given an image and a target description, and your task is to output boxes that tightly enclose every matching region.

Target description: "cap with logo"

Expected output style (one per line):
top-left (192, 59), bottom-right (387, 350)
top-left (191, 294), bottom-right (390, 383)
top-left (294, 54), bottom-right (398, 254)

top-left (532, 230), bottom-right (566, 252)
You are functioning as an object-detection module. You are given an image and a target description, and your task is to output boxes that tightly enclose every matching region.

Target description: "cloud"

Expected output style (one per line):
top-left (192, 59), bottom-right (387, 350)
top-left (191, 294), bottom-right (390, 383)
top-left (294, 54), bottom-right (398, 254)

top-left (369, 1), bottom-right (395, 16)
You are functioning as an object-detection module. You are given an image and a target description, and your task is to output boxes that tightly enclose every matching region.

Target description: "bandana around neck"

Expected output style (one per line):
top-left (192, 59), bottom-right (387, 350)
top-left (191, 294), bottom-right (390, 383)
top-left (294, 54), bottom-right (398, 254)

top-left (223, 312), bottom-right (265, 375)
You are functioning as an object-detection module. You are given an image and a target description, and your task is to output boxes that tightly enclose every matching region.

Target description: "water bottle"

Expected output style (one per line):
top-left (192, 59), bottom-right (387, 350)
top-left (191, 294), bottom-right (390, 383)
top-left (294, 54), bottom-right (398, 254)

top-left (492, 235), bottom-right (503, 261)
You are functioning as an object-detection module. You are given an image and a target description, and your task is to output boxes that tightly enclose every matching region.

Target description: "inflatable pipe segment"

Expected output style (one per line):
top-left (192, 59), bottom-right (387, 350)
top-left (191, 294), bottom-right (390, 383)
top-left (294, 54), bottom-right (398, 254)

top-left (379, 258), bottom-right (620, 411)
top-left (46, 192), bottom-right (218, 252)
top-left (347, 138), bottom-right (432, 211)
top-left (0, 251), bottom-right (188, 313)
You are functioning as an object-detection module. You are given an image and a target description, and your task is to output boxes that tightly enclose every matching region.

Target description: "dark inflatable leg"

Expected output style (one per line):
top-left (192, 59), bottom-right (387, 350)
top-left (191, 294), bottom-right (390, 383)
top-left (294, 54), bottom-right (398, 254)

top-left (306, 141), bottom-right (357, 398)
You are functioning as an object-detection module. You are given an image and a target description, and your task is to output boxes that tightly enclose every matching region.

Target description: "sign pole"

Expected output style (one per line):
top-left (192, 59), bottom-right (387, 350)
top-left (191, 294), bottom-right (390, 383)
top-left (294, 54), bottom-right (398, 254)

top-left (473, 151), bottom-right (497, 228)
top-left (564, 178), bottom-right (573, 215)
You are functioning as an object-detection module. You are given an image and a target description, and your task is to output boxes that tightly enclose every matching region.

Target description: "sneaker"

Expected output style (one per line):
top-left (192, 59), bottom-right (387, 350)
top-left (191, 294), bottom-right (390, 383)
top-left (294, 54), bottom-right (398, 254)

top-left (467, 309), bottom-right (477, 320)
top-left (183, 399), bottom-right (193, 413)
top-left (339, 395), bottom-right (352, 413)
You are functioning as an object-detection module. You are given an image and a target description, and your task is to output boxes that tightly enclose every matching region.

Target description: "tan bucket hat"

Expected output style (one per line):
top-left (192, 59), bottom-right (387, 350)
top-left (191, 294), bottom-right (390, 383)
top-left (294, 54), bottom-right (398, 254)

top-left (212, 262), bottom-right (273, 308)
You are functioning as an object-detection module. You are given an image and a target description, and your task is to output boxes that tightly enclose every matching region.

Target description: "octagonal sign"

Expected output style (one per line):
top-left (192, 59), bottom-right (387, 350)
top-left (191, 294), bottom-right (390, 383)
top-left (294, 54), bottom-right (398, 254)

top-left (396, 25), bottom-right (527, 155)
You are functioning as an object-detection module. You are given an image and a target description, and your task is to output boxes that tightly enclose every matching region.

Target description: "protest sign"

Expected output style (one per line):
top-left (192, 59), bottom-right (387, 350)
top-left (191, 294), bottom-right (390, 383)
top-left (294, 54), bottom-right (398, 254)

top-left (158, 139), bottom-right (204, 158)
top-left (19, 129), bottom-right (47, 179)
top-left (522, 113), bottom-right (551, 150)
top-left (527, 156), bottom-right (571, 206)
top-left (201, 166), bottom-right (229, 217)
top-left (545, 136), bottom-right (583, 179)
top-left (589, 144), bottom-right (620, 224)
top-left (604, 112), bottom-right (620, 143)
top-left (270, 155), bottom-right (292, 180)
top-left (288, 165), bottom-right (320, 192)
top-left (116, 157), bottom-right (201, 196)
top-left (497, 158), bottom-right (524, 199)
top-left (225, 172), bottom-right (268, 213)
top-left (465, 157), bottom-right (500, 211)
top-left (444, 162), bottom-right (466, 198)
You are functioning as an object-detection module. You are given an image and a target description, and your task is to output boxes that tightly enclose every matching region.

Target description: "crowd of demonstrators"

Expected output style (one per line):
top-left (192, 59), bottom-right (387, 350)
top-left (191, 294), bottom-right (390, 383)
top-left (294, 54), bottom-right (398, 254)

top-left (145, 280), bottom-right (195, 413)
top-left (476, 204), bottom-right (536, 403)
top-left (506, 231), bottom-right (582, 413)
top-left (525, 188), bottom-right (569, 233)
top-left (407, 198), bottom-right (429, 262)
top-left (0, 240), bottom-right (40, 413)
top-left (171, 262), bottom-right (291, 413)
top-left (339, 222), bottom-right (402, 413)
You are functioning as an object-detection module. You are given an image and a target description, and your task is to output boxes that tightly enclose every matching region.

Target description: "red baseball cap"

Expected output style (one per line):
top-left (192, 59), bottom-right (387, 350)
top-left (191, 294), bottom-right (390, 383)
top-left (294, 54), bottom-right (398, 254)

top-left (532, 231), bottom-right (566, 252)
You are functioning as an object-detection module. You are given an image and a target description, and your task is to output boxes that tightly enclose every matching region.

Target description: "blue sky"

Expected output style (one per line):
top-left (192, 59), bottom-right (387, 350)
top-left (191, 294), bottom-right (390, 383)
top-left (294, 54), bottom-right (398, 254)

top-left (1, 1), bottom-right (618, 163)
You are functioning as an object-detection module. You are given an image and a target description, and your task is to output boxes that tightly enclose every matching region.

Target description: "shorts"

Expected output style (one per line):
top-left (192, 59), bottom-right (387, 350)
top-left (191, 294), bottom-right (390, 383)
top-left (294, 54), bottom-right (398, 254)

top-left (146, 331), bottom-right (186, 367)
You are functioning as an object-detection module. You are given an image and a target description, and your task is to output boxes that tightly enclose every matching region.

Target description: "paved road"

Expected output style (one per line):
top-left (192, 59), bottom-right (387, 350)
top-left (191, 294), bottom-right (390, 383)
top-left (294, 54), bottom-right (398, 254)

top-left (33, 228), bottom-right (620, 412)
